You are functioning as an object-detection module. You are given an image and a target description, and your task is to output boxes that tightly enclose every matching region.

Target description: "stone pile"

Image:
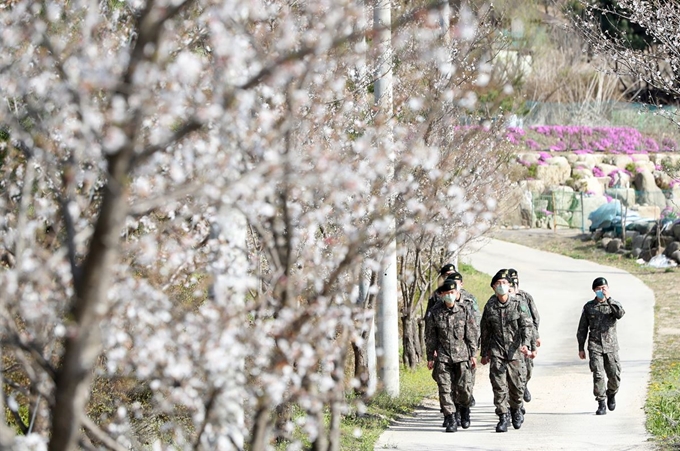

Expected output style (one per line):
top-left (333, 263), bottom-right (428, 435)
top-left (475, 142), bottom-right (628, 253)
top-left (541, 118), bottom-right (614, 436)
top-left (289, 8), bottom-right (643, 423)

top-left (506, 151), bottom-right (680, 264)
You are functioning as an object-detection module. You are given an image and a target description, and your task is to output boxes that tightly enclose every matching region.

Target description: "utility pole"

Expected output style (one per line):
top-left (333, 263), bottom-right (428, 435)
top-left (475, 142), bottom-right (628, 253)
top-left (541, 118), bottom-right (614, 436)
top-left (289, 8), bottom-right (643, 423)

top-left (373, 0), bottom-right (399, 397)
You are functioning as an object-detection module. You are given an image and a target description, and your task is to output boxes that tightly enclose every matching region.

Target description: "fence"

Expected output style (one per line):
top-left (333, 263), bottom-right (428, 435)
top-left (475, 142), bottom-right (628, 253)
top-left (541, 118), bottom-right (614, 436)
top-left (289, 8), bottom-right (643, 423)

top-left (529, 189), bottom-right (679, 232)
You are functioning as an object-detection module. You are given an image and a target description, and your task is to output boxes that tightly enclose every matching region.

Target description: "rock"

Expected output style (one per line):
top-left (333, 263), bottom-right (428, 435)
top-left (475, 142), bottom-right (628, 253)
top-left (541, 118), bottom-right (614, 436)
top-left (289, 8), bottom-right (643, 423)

top-left (632, 247), bottom-right (642, 258)
top-left (611, 155), bottom-right (634, 169)
top-left (654, 171), bottom-right (673, 190)
top-left (601, 237), bottom-right (612, 249)
top-left (635, 160), bottom-right (656, 173)
top-left (664, 241), bottom-right (680, 258)
top-left (536, 159), bottom-right (571, 185)
top-left (632, 234), bottom-right (653, 250)
top-left (634, 170), bottom-right (667, 209)
top-left (636, 205), bottom-right (661, 220)
top-left (572, 167), bottom-right (594, 179)
top-left (518, 153), bottom-right (541, 165)
top-left (606, 238), bottom-right (623, 253)
top-left (572, 177), bottom-right (605, 196)
top-left (672, 250), bottom-right (680, 264)
top-left (593, 229), bottom-right (604, 241)
top-left (674, 223), bottom-right (680, 240)
top-left (575, 154), bottom-right (599, 168)
top-left (520, 179), bottom-right (546, 195)
top-left (596, 163), bottom-right (619, 176)
top-left (606, 188), bottom-right (636, 207)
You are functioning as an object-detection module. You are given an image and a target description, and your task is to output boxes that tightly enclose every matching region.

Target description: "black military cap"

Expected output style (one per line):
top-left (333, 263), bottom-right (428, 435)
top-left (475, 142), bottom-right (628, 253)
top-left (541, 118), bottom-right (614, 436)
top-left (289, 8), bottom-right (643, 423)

top-left (592, 277), bottom-right (608, 289)
top-left (437, 282), bottom-right (457, 293)
top-left (490, 269), bottom-right (510, 288)
top-left (445, 272), bottom-right (463, 284)
top-left (439, 263), bottom-right (456, 277)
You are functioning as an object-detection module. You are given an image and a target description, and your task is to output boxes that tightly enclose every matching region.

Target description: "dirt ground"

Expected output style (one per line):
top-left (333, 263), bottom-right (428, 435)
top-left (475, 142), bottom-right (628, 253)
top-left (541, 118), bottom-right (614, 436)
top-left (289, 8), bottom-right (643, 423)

top-left (490, 227), bottom-right (679, 363)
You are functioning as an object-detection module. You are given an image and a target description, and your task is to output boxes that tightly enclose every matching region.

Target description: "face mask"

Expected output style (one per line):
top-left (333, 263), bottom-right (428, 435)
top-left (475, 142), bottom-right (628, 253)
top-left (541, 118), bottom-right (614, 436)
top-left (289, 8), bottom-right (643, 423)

top-left (441, 293), bottom-right (455, 305)
top-left (595, 290), bottom-right (605, 300)
top-left (495, 284), bottom-right (509, 296)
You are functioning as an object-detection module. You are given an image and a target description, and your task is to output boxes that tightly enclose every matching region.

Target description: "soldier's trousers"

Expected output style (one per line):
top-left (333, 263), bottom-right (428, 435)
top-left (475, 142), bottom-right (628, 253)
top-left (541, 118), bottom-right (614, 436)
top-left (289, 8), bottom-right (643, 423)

top-left (489, 357), bottom-right (525, 415)
top-left (432, 361), bottom-right (477, 412)
top-left (436, 360), bottom-right (472, 416)
top-left (524, 354), bottom-right (534, 382)
top-left (589, 350), bottom-right (621, 401)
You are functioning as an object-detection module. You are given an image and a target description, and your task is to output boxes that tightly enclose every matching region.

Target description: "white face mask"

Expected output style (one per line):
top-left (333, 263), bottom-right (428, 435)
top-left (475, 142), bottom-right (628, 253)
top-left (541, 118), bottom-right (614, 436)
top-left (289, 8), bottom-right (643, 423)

top-left (441, 293), bottom-right (455, 305)
top-left (495, 284), bottom-right (509, 296)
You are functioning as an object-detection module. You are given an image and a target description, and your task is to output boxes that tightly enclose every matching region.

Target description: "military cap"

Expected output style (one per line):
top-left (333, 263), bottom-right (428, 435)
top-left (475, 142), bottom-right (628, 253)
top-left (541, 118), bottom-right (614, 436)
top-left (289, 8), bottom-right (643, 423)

top-left (592, 277), bottom-right (608, 289)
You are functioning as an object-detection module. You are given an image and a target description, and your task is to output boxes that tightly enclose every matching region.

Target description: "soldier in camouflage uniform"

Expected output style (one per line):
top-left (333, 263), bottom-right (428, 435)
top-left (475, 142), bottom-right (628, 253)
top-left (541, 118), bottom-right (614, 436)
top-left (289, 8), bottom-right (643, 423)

top-left (444, 271), bottom-right (481, 413)
top-left (424, 263), bottom-right (459, 426)
top-left (577, 277), bottom-right (625, 415)
top-left (425, 281), bottom-right (478, 432)
top-left (480, 269), bottom-right (533, 433)
top-left (507, 268), bottom-right (540, 403)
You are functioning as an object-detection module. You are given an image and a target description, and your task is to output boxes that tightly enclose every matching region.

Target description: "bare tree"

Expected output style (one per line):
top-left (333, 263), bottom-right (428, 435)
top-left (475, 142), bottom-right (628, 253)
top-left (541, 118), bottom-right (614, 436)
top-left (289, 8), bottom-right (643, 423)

top-left (0, 0), bottom-right (507, 449)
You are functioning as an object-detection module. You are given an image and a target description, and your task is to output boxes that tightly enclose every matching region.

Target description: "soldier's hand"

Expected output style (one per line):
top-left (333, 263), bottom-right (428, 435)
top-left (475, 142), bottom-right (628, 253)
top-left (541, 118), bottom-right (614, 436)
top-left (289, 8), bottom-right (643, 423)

top-left (578, 350), bottom-right (586, 360)
top-left (427, 360), bottom-right (434, 370)
top-left (480, 356), bottom-right (490, 365)
top-left (520, 345), bottom-right (529, 356)
top-left (530, 350), bottom-right (538, 359)
top-left (536, 338), bottom-right (542, 347)
top-left (470, 357), bottom-right (477, 369)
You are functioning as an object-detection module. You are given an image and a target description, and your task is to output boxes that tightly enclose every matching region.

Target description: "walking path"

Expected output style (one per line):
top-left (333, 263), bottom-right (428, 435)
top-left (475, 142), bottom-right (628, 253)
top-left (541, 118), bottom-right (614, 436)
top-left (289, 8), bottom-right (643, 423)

top-left (374, 237), bottom-right (654, 451)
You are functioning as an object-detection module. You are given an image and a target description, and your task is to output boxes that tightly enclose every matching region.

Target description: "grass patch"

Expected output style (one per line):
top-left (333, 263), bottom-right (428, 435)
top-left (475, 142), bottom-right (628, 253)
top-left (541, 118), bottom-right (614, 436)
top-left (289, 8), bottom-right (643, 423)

top-left (647, 360), bottom-right (680, 450)
top-left (458, 262), bottom-right (493, 311)
top-left (341, 364), bottom-right (435, 451)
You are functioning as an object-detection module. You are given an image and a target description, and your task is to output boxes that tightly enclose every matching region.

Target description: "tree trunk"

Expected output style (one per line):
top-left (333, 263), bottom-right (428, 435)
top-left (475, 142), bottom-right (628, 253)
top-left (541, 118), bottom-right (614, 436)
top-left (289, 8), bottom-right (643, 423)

top-left (401, 314), bottom-right (419, 369)
top-left (352, 334), bottom-right (370, 396)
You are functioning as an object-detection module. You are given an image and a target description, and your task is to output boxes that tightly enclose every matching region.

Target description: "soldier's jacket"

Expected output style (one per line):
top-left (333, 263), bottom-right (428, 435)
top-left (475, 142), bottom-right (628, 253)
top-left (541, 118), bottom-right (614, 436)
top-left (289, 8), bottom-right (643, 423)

top-left (460, 288), bottom-right (481, 326)
top-left (516, 289), bottom-right (540, 349)
top-left (425, 301), bottom-right (478, 363)
top-left (480, 294), bottom-right (533, 361)
top-left (577, 297), bottom-right (625, 353)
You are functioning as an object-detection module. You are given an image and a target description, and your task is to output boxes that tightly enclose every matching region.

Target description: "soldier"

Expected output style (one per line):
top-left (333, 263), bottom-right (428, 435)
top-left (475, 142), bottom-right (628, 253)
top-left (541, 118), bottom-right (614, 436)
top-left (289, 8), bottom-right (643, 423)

top-left (480, 269), bottom-right (533, 433)
top-left (507, 268), bottom-right (540, 403)
top-left (424, 263), bottom-right (458, 426)
top-left (577, 277), bottom-right (625, 415)
top-left (425, 263), bottom-right (457, 313)
top-left (444, 271), bottom-right (480, 411)
top-left (425, 281), bottom-right (478, 432)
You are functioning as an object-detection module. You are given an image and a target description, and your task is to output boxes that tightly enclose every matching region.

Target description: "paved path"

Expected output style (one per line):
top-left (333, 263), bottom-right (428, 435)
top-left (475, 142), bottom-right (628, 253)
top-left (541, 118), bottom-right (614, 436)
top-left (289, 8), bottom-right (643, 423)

top-left (374, 237), bottom-right (654, 451)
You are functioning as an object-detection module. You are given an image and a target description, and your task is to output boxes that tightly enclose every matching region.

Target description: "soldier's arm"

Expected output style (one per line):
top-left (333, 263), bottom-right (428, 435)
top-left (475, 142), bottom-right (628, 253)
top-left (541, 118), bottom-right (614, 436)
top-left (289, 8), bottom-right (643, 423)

top-left (425, 310), bottom-right (438, 361)
top-left (518, 301), bottom-right (533, 349)
top-left (464, 307), bottom-right (478, 358)
top-left (479, 304), bottom-right (490, 358)
top-left (524, 291), bottom-right (540, 335)
top-left (607, 298), bottom-right (625, 319)
top-left (576, 306), bottom-right (589, 351)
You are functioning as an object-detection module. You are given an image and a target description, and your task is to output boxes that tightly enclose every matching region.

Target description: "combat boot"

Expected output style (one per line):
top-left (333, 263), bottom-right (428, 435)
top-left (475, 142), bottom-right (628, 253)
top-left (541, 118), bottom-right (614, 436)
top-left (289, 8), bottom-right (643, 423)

top-left (523, 386), bottom-right (532, 402)
top-left (470, 395), bottom-right (476, 407)
top-left (495, 412), bottom-right (509, 433)
top-left (441, 416), bottom-right (447, 428)
top-left (607, 393), bottom-right (616, 411)
top-left (510, 407), bottom-right (524, 429)
top-left (454, 407), bottom-right (462, 427)
top-left (445, 414), bottom-right (457, 433)
top-left (460, 406), bottom-right (471, 429)
top-left (596, 399), bottom-right (607, 415)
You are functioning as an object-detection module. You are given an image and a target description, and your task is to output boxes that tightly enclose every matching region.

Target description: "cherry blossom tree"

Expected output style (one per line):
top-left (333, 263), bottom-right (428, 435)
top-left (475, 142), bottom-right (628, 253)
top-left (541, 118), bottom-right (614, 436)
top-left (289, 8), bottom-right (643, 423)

top-left (573, 0), bottom-right (680, 111)
top-left (0, 0), bottom-right (510, 449)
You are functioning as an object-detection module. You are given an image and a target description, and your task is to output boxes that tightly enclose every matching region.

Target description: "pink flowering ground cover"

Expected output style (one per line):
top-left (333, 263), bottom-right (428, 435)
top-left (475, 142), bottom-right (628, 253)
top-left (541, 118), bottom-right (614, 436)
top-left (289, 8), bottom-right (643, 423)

top-left (505, 125), bottom-right (677, 154)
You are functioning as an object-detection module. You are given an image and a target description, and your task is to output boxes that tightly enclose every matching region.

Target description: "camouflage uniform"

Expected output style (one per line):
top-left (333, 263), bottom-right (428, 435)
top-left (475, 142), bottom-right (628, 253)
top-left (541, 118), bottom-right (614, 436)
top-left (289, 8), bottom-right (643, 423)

top-left (426, 300), bottom-right (478, 416)
top-left (577, 297), bottom-right (625, 401)
top-left (480, 294), bottom-right (533, 415)
top-left (515, 289), bottom-right (540, 382)
top-left (460, 289), bottom-right (481, 387)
